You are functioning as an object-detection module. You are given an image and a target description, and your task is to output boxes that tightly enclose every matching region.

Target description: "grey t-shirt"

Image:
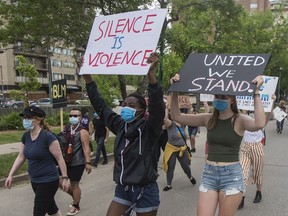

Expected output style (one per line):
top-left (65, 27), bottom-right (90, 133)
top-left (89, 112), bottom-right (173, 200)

top-left (167, 122), bottom-right (186, 147)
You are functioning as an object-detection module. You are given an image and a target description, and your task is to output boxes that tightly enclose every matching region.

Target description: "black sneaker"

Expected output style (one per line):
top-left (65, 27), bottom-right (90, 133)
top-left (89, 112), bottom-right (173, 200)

top-left (102, 161), bottom-right (108, 165)
top-left (190, 177), bottom-right (196, 185)
top-left (253, 191), bottom-right (262, 203)
top-left (92, 163), bottom-right (98, 167)
top-left (163, 186), bottom-right (172, 191)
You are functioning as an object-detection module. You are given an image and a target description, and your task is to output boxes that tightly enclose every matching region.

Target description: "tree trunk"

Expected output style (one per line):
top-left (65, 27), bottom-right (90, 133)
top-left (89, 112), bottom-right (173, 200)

top-left (118, 75), bottom-right (127, 100)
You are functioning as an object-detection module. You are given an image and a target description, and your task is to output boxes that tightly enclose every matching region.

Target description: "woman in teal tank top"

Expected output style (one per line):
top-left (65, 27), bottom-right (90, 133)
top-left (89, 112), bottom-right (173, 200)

top-left (170, 74), bottom-right (266, 216)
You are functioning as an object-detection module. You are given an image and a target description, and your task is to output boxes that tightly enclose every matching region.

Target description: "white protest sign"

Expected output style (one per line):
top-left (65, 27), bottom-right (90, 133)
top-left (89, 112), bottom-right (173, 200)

top-left (200, 94), bottom-right (214, 102)
top-left (80, 9), bottom-right (167, 75)
top-left (236, 76), bottom-right (278, 112)
top-left (273, 106), bottom-right (287, 122)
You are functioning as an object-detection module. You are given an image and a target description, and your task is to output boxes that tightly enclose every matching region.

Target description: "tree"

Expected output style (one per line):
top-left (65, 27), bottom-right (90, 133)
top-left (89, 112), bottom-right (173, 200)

top-left (16, 55), bottom-right (41, 104)
top-left (0, 0), bottom-right (154, 100)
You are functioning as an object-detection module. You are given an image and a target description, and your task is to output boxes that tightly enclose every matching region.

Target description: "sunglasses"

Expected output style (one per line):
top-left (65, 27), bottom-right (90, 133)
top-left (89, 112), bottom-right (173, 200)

top-left (69, 115), bottom-right (80, 118)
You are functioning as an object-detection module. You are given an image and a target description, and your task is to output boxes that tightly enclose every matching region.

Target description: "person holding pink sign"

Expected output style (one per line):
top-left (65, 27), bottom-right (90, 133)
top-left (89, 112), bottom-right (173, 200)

top-left (80, 52), bottom-right (165, 216)
top-left (170, 73), bottom-right (266, 216)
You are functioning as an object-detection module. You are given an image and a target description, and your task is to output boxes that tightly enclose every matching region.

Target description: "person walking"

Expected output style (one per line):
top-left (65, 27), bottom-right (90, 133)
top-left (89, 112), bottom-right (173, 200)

top-left (59, 108), bottom-right (92, 216)
top-left (238, 99), bottom-right (275, 209)
top-left (5, 105), bottom-right (69, 216)
top-left (276, 100), bottom-right (286, 134)
top-left (187, 109), bottom-right (200, 153)
top-left (80, 52), bottom-right (165, 216)
top-left (170, 74), bottom-right (266, 216)
top-left (91, 111), bottom-right (109, 167)
top-left (162, 108), bottom-right (196, 191)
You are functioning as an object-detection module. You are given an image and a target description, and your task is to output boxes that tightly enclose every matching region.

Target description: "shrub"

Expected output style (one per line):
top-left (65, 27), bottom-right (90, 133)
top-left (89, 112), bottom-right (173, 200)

top-left (45, 111), bottom-right (69, 126)
top-left (0, 112), bottom-right (23, 130)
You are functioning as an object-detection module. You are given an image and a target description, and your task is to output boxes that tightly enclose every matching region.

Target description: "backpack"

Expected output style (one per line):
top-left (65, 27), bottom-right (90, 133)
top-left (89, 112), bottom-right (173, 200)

top-left (55, 124), bottom-right (84, 164)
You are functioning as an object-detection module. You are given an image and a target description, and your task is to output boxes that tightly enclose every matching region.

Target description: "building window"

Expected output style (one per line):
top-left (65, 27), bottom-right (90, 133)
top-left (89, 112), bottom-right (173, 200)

top-left (64, 74), bottom-right (75, 80)
top-left (63, 48), bottom-right (74, 56)
top-left (51, 46), bottom-right (62, 54)
top-left (63, 61), bottom-right (75, 68)
top-left (51, 60), bottom-right (62, 67)
top-left (250, 3), bottom-right (258, 9)
top-left (53, 73), bottom-right (62, 80)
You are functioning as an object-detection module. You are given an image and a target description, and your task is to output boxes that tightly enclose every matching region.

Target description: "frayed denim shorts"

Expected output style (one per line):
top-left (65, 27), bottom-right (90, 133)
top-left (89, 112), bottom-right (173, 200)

top-left (199, 162), bottom-right (245, 195)
top-left (113, 181), bottom-right (160, 213)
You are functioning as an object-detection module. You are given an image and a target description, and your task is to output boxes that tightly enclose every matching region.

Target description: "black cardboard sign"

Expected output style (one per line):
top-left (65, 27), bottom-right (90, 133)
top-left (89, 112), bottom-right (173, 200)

top-left (52, 79), bottom-right (67, 108)
top-left (168, 53), bottom-right (270, 96)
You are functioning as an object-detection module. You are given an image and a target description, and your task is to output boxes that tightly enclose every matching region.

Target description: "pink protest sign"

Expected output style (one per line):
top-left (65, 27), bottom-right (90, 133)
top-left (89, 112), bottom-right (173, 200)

top-left (80, 9), bottom-right (167, 75)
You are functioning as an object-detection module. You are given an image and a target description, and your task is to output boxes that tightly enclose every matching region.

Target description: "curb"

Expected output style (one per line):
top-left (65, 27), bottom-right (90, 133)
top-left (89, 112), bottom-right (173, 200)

top-left (0, 153), bottom-right (114, 188)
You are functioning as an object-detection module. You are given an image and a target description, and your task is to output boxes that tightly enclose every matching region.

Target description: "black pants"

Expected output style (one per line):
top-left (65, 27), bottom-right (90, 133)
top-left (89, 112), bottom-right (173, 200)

top-left (31, 179), bottom-right (59, 216)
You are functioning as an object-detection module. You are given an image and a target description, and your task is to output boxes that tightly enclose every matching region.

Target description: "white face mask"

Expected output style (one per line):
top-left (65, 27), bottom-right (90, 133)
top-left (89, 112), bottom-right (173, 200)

top-left (69, 117), bottom-right (79, 125)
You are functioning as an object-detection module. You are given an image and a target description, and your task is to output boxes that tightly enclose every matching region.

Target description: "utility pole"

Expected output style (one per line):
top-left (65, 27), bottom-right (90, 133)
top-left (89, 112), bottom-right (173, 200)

top-left (0, 65), bottom-right (3, 96)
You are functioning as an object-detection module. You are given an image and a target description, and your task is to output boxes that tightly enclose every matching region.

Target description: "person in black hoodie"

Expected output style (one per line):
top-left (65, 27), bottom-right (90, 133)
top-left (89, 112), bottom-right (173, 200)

top-left (80, 52), bottom-right (165, 216)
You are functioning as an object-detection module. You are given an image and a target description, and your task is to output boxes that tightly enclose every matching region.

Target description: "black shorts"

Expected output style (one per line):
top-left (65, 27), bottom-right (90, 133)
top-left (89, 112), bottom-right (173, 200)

top-left (67, 165), bottom-right (85, 182)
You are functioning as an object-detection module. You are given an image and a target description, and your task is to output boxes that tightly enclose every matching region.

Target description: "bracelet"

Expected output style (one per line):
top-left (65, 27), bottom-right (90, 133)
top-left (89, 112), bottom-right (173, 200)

top-left (86, 162), bottom-right (91, 165)
top-left (62, 176), bottom-right (69, 180)
top-left (253, 93), bottom-right (260, 98)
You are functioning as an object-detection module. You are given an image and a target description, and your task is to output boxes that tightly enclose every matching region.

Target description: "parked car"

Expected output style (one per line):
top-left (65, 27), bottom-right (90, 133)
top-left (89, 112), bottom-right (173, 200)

top-left (0, 98), bottom-right (24, 108)
top-left (75, 99), bottom-right (90, 105)
top-left (31, 98), bottom-right (51, 106)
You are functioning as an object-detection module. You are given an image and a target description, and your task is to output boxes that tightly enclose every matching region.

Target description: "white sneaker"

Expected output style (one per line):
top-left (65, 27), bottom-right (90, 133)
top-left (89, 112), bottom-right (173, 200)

top-left (90, 151), bottom-right (95, 157)
top-left (67, 206), bottom-right (80, 215)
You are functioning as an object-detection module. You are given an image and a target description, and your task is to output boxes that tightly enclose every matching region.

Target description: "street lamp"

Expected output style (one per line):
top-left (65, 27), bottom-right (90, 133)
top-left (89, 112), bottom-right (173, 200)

top-left (277, 67), bottom-right (282, 103)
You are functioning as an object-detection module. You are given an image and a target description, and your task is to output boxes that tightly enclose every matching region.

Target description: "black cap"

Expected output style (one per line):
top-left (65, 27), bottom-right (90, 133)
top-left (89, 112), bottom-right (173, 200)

top-left (19, 106), bottom-right (46, 118)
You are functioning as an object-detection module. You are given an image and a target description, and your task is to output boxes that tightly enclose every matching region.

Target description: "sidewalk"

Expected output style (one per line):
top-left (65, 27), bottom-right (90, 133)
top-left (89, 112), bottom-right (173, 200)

top-left (0, 142), bottom-right (22, 155)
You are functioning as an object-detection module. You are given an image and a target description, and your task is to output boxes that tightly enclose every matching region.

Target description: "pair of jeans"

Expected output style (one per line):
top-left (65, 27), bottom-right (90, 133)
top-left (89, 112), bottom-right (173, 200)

top-left (276, 119), bottom-right (285, 132)
top-left (94, 136), bottom-right (107, 165)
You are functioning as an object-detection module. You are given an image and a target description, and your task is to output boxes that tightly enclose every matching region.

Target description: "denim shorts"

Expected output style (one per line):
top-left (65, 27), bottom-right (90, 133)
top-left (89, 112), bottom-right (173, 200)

top-left (199, 162), bottom-right (245, 195)
top-left (113, 181), bottom-right (160, 213)
top-left (188, 126), bottom-right (198, 136)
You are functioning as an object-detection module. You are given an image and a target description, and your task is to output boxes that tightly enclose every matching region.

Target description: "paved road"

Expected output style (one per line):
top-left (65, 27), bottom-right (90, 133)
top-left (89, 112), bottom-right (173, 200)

top-left (0, 120), bottom-right (287, 216)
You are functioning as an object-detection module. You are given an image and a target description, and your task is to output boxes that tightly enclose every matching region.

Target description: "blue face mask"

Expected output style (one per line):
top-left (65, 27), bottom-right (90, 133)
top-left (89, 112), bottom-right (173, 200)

top-left (94, 112), bottom-right (99, 118)
top-left (69, 117), bottom-right (79, 125)
top-left (23, 119), bottom-right (34, 130)
top-left (213, 99), bottom-right (229, 111)
top-left (121, 107), bottom-right (137, 123)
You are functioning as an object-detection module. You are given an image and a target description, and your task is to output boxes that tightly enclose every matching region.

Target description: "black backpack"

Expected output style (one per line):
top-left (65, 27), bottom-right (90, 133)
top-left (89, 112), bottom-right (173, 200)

top-left (55, 124), bottom-right (83, 164)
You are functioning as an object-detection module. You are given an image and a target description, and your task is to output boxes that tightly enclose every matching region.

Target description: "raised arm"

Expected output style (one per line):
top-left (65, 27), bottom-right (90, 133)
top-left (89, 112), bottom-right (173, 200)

top-left (170, 74), bottom-right (210, 127)
top-left (241, 76), bottom-right (266, 131)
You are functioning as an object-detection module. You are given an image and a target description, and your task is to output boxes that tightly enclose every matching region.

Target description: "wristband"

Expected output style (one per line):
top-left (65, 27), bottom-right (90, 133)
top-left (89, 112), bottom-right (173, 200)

top-left (86, 162), bottom-right (91, 165)
top-left (253, 93), bottom-right (260, 98)
top-left (62, 176), bottom-right (69, 180)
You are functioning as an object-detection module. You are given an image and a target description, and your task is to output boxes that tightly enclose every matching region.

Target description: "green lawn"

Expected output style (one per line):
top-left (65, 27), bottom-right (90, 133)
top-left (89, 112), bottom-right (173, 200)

top-left (0, 152), bottom-right (28, 179)
top-left (0, 131), bottom-right (115, 179)
top-left (0, 127), bottom-right (62, 145)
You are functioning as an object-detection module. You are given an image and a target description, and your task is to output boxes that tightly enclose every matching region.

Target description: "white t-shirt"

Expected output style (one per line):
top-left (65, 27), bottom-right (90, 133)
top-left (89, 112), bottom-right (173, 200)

top-left (243, 130), bottom-right (264, 143)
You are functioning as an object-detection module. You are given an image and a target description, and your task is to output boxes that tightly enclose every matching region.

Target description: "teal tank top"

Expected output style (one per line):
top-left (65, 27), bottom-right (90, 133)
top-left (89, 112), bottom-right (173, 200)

top-left (207, 116), bottom-right (243, 162)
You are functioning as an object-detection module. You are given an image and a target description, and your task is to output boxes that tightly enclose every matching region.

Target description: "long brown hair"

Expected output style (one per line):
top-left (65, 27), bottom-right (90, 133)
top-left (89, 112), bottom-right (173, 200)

top-left (207, 96), bottom-right (239, 130)
top-left (37, 117), bottom-right (51, 131)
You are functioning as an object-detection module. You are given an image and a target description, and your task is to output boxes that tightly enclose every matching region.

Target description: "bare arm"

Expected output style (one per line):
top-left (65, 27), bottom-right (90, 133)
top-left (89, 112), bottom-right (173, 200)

top-left (104, 127), bottom-right (109, 143)
top-left (147, 52), bottom-right (159, 84)
top-left (5, 144), bottom-right (26, 189)
top-left (164, 108), bottom-right (172, 128)
top-left (170, 75), bottom-right (210, 127)
top-left (49, 140), bottom-right (69, 192)
top-left (241, 76), bottom-right (266, 131)
top-left (80, 129), bottom-right (92, 174)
